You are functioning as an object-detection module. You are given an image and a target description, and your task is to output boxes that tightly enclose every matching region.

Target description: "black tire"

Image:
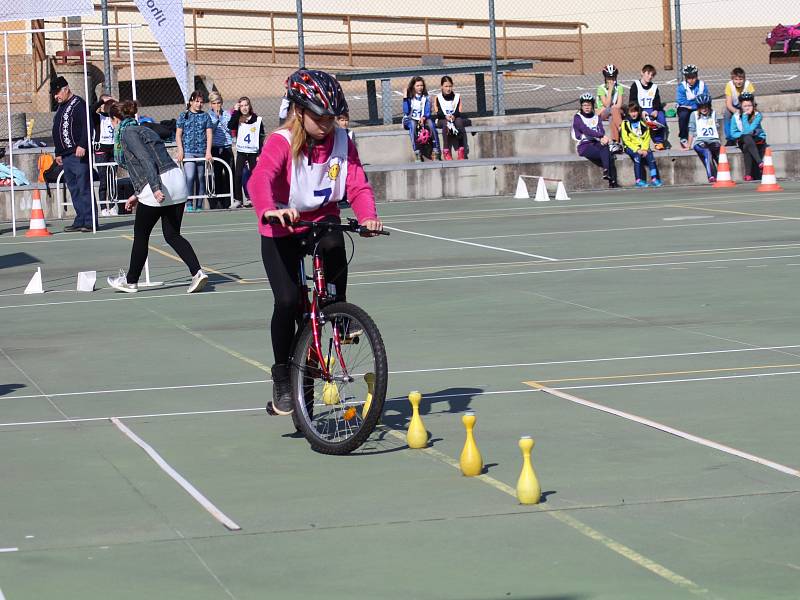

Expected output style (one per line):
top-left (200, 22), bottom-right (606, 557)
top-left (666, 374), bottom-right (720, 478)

top-left (290, 301), bottom-right (388, 455)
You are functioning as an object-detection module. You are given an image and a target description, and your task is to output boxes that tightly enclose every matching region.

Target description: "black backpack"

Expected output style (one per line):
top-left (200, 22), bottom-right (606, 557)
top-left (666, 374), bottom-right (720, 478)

top-left (43, 161), bottom-right (63, 198)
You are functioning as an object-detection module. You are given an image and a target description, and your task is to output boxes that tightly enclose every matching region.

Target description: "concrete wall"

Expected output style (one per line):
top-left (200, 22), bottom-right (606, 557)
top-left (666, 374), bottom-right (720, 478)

top-left (356, 112), bottom-right (800, 165)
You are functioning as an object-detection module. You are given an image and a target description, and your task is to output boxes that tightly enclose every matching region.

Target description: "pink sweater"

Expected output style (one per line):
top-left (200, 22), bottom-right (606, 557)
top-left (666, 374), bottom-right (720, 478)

top-left (249, 130), bottom-right (377, 238)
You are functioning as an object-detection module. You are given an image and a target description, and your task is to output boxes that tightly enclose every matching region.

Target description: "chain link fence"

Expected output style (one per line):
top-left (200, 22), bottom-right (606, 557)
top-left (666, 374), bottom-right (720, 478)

top-left (2, 0), bottom-right (800, 135)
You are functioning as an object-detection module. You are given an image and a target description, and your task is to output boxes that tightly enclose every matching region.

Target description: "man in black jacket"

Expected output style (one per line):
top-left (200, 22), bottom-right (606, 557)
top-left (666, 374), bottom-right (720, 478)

top-left (51, 76), bottom-right (97, 232)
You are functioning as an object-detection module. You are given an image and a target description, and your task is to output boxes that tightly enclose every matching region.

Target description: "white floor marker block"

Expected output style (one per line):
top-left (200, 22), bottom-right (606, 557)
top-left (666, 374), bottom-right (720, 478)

top-left (77, 271), bottom-right (97, 292)
top-left (138, 259), bottom-right (164, 288)
top-left (514, 176), bottom-right (530, 199)
top-left (24, 267), bottom-right (44, 295)
top-left (534, 177), bottom-right (550, 202)
top-left (555, 181), bottom-right (571, 201)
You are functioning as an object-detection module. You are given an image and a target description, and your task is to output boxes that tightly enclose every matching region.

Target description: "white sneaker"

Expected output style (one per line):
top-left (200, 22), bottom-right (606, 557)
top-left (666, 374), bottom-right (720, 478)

top-left (230, 200), bottom-right (242, 209)
top-left (187, 269), bottom-right (209, 294)
top-left (107, 273), bottom-right (138, 293)
top-left (243, 199), bottom-right (253, 208)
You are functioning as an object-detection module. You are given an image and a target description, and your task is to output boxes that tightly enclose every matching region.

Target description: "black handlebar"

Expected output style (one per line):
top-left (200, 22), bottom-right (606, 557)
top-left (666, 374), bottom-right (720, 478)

top-left (262, 215), bottom-right (390, 236)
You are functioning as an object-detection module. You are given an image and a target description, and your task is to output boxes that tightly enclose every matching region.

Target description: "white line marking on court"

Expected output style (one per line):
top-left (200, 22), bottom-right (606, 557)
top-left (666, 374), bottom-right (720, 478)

top-left (8, 366), bottom-right (800, 430)
top-left (663, 216), bottom-right (714, 221)
top-left (110, 417), bottom-right (241, 531)
top-left (5, 379), bottom-right (268, 401)
top-left (0, 586), bottom-right (5, 600)
top-left (460, 218), bottom-right (780, 240)
top-left (385, 226), bottom-right (559, 261)
top-left (0, 548), bottom-right (18, 553)
top-left (7, 252), bottom-right (800, 310)
top-left (526, 381), bottom-right (800, 478)
top-left (5, 343), bottom-right (800, 402)
top-left (567, 242), bottom-right (800, 262)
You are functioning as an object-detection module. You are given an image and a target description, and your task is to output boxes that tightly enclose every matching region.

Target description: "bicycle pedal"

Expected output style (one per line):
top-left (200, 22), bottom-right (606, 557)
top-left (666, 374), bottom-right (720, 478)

top-left (340, 329), bottom-right (364, 345)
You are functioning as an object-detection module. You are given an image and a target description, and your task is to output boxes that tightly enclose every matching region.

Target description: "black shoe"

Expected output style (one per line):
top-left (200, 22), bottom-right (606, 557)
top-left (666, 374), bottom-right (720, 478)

top-left (64, 224), bottom-right (82, 232)
top-left (608, 180), bottom-right (619, 188)
top-left (602, 169), bottom-right (610, 181)
top-left (267, 364), bottom-right (293, 415)
top-left (80, 226), bottom-right (94, 232)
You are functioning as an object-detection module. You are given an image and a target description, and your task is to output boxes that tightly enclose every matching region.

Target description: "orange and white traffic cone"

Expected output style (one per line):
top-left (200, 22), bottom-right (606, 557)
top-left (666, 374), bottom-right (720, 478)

top-left (26, 189), bottom-right (52, 237)
top-left (713, 146), bottom-right (736, 188)
top-left (757, 148), bottom-right (783, 192)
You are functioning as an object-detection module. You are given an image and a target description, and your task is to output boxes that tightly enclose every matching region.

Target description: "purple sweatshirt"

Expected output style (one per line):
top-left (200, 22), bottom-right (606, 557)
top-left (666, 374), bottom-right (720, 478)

top-left (572, 112), bottom-right (605, 152)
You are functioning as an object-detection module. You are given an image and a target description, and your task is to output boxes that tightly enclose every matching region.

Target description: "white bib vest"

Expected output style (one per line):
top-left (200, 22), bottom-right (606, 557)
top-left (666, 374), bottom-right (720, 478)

top-left (682, 80), bottom-right (706, 102)
top-left (409, 95), bottom-right (427, 121)
top-left (729, 80), bottom-right (752, 107)
top-left (436, 93), bottom-right (460, 116)
top-left (634, 81), bottom-right (658, 110)
top-left (572, 113), bottom-right (599, 143)
top-left (693, 110), bottom-right (719, 139)
top-left (626, 120), bottom-right (647, 139)
top-left (275, 128), bottom-right (349, 212)
top-left (99, 114), bottom-right (115, 145)
top-left (236, 116), bottom-right (262, 153)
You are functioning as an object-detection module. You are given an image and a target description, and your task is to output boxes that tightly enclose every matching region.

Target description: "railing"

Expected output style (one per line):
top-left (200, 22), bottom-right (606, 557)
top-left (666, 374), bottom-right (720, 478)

top-left (51, 5), bottom-right (587, 74)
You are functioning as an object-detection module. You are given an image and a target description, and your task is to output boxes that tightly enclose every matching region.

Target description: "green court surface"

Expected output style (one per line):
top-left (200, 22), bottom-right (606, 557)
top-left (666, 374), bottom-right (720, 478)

top-left (2, 184), bottom-right (800, 599)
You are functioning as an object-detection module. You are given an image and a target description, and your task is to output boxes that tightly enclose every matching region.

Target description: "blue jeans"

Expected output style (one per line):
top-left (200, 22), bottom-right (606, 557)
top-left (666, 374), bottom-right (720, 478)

top-left (693, 141), bottom-right (720, 179)
top-left (624, 148), bottom-right (659, 181)
top-left (183, 153), bottom-right (206, 208)
top-left (62, 153), bottom-right (97, 227)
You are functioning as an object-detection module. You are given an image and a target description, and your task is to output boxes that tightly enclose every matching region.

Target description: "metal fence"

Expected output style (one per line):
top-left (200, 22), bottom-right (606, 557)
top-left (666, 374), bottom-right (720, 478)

top-left (3, 1), bottom-right (800, 128)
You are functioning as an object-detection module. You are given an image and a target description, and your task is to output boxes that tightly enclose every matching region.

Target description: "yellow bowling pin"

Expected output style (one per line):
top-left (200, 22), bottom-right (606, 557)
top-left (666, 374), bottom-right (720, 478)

top-left (516, 436), bottom-right (541, 505)
top-left (321, 357), bottom-right (340, 405)
top-left (460, 412), bottom-right (483, 476)
top-left (406, 391), bottom-right (428, 449)
top-left (362, 372), bottom-right (375, 418)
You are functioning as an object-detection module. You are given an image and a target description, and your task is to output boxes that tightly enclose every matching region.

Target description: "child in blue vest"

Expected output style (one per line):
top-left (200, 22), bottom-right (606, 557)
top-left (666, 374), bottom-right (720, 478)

top-left (402, 76), bottom-right (441, 161)
top-left (676, 65), bottom-right (708, 150)
top-left (687, 93), bottom-right (721, 182)
top-left (620, 102), bottom-right (662, 187)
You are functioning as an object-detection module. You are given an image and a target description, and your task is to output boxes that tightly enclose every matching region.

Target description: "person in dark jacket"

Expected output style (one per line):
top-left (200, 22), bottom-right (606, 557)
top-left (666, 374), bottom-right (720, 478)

top-left (51, 76), bottom-right (97, 231)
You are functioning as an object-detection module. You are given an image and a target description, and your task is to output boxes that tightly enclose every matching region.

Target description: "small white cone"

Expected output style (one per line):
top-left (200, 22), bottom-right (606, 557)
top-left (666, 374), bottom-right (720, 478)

top-left (534, 177), bottom-right (550, 202)
top-left (514, 176), bottom-right (530, 199)
top-left (138, 258), bottom-right (164, 288)
top-left (77, 271), bottom-right (97, 292)
top-left (555, 181), bottom-right (570, 201)
top-left (24, 267), bottom-right (44, 295)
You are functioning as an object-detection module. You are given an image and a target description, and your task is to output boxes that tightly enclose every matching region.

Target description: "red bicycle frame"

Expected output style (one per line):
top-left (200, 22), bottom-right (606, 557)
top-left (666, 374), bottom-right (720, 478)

top-left (298, 249), bottom-right (348, 383)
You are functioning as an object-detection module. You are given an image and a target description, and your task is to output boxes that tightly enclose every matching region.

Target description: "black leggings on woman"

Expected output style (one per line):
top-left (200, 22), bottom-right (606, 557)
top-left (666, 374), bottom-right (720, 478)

top-left (234, 151), bottom-right (258, 202)
top-left (126, 202), bottom-right (202, 284)
top-left (738, 134), bottom-right (766, 178)
top-left (260, 227), bottom-right (347, 365)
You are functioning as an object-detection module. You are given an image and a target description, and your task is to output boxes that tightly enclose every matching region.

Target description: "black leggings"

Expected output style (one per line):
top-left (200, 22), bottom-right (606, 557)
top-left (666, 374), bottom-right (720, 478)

top-left (260, 227), bottom-right (347, 365)
top-left (234, 151), bottom-right (258, 201)
top-left (438, 117), bottom-right (466, 150)
top-left (677, 107), bottom-right (693, 142)
top-left (126, 202), bottom-right (202, 283)
top-left (738, 135), bottom-right (766, 177)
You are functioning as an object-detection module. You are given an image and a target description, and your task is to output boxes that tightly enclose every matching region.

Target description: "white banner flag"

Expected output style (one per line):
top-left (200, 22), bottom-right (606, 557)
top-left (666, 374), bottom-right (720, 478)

top-left (0, 1), bottom-right (93, 21)
top-left (133, 0), bottom-right (188, 102)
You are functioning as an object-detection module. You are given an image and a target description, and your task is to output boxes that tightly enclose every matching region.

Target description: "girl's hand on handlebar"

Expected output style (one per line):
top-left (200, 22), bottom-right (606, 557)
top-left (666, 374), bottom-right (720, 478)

top-left (360, 218), bottom-right (383, 237)
top-left (262, 208), bottom-right (300, 231)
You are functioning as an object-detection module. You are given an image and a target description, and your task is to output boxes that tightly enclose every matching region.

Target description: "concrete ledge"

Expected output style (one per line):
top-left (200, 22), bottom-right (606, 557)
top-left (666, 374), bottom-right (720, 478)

top-left (364, 145), bottom-right (800, 201)
top-left (356, 111), bottom-right (800, 165)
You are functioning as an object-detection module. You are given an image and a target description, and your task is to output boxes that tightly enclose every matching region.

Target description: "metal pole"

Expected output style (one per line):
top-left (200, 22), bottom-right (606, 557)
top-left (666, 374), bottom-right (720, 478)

top-left (127, 25), bottom-right (137, 102)
top-left (662, 0), bottom-right (673, 70)
top-left (488, 0), bottom-right (500, 115)
top-left (296, 0), bottom-right (305, 69)
top-left (674, 0), bottom-right (683, 74)
top-left (81, 28), bottom-right (97, 234)
top-left (101, 0), bottom-right (112, 94)
top-left (4, 34), bottom-right (16, 236)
